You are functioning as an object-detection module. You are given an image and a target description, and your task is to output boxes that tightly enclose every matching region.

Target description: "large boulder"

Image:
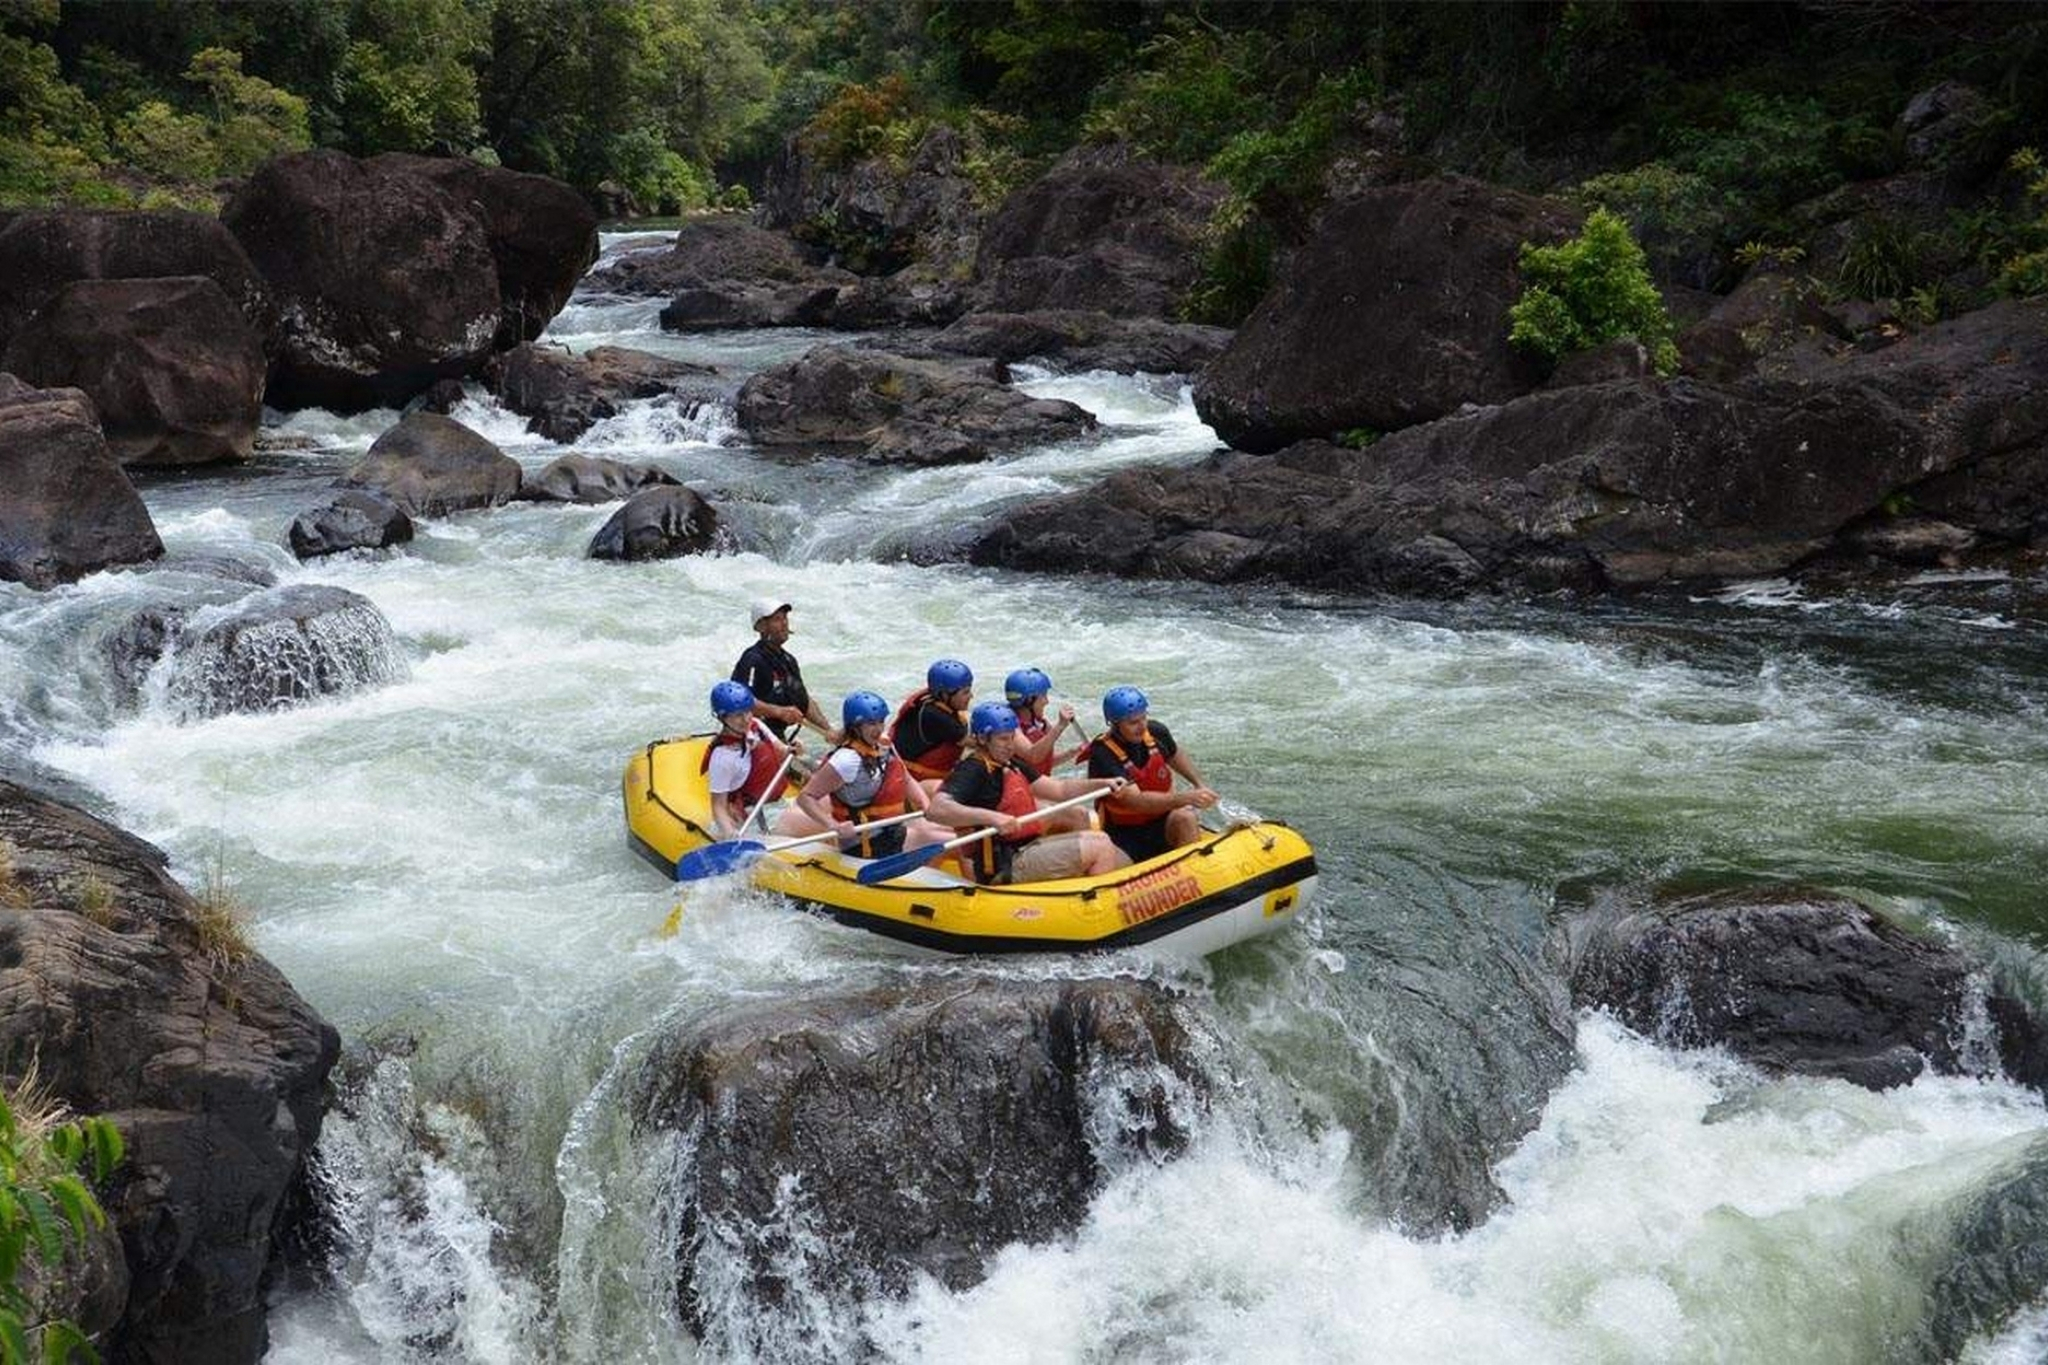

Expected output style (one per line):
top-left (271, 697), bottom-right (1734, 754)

top-left (0, 376), bottom-right (162, 588)
top-left (222, 151), bottom-right (503, 412)
top-left (0, 777), bottom-right (339, 1362)
top-left (632, 976), bottom-right (1199, 1347)
top-left (369, 153), bottom-right (598, 348)
top-left (0, 208), bottom-right (272, 358)
top-left (759, 124), bottom-right (983, 277)
top-left (2, 277), bottom-right (266, 466)
top-left (973, 143), bottom-right (1225, 318)
top-left (735, 345), bottom-right (1095, 459)
top-left (286, 488), bottom-right (414, 560)
top-left (1194, 176), bottom-right (1580, 452)
top-left (588, 216), bottom-right (825, 297)
top-left (1565, 885), bottom-right (2046, 1092)
top-left (1674, 266), bottom-right (1849, 383)
top-left (974, 298), bottom-right (2048, 594)
top-left (486, 343), bottom-right (718, 443)
top-left (586, 485), bottom-right (718, 561)
top-left (337, 413), bottom-right (522, 517)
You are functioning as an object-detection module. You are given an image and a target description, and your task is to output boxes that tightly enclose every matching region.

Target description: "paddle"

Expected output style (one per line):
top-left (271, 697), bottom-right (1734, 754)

top-left (674, 808), bottom-right (926, 882)
top-left (668, 738), bottom-right (794, 884)
top-left (855, 786), bottom-right (1111, 885)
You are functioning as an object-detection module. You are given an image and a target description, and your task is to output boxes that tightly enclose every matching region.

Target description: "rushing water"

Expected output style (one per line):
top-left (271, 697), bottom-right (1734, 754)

top-left (3, 231), bottom-right (2045, 1361)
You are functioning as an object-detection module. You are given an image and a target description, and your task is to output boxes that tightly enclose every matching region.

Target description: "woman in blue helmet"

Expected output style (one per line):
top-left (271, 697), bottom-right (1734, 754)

top-left (1003, 666), bottom-right (1079, 771)
top-left (772, 691), bottom-right (951, 860)
top-left (927, 701), bottom-right (1130, 884)
top-left (891, 658), bottom-right (975, 790)
top-left (703, 680), bottom-right (793, 839)
top-left (1085, 685), bottom-right (1219, 864)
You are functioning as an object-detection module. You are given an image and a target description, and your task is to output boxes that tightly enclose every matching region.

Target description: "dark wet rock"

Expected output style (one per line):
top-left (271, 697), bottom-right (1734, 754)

top-left (1837, 515), bottom-right (1978, 568)
top-left (634, 976), bottom-right (1199, 1342)
top-left (0, 777), bottom-right (339, 1362)
top-left (588, 215), bottom-right (822, 296)
top-left (1919, 1136), bottom-right (2048, 1361)
top-left (1676, 267), bottom-right (1851, 383)
top-left (1565, 886), bottom-right (2042, 1090)
top-left (141, 553), bottom-right (277, 588)
top-left (486, 343), bottom-right (717, 442)
top-left (2, 276), bottom-right (266, 466)
top-left (814, 274), bottom-right (967, 329)
top-left (736, 345), bottom-right (1094, 458)
top-left (370, 153), bottom-right (598, 349)
top-left (287, 488), bottom-right (415, 560)
top-left (0, 208), bottom-right (272, 359)
top-left (0, 376), bottom-right (162, 589)
top-left (154, 584), bottom-right (406, 720)
top-left (919, 310), bottom-right (1233, 375)
top-left (865, 418), bottom-right (986, 466)
top-left (337, 413), bottom-right (521, 517)
top-left (587, 485), bottom-right (718, 561)
top-left (103, 604), bottom-right (189, 705)
top-left (1897, 80), bottom-right (2004, 177)
top-left (1546, 337), bottom-right (1653, 389)
top-left (760, 124), bottom-right (983, 277)
top-left (1195, 177), bottom-right (1579, 452)
top-left (656, 280), bottom-right (839, 331)
top-left (973, 298), bottom-right (2048, 594)
top-left (409, 378), bottom-right (470, 415)
top-left (518, 453), bottom-right (679, 504)
top-left (223, 151), bottom-right (502, 412)
top-left (973, 144), bottom-right (1224, 319)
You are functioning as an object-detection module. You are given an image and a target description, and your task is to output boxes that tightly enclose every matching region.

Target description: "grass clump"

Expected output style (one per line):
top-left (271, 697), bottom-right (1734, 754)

top-left (193, 871), bottom-right (253, 972)
top-left (1508, 208), bottom-right (1677, 374)
top-left (0, 842), bottom-right (27, 911)
top-left (67, 876), bottom-right (117, 931)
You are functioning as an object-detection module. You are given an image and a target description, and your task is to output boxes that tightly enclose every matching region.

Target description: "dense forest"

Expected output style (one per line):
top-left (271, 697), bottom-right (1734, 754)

top-left (4, 0), bottom-right (2047, 321)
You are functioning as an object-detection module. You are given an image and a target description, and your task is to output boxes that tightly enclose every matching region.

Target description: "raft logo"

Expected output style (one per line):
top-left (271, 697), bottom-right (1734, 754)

top-left (1119, 866), bottom-right (1200, 926)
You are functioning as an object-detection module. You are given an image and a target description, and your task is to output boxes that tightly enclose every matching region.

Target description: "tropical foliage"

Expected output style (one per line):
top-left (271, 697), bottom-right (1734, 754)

top-left (0, 1082), bottom-right (124, 1365)
top-left (1508, 208), bottom-right (1678, 373)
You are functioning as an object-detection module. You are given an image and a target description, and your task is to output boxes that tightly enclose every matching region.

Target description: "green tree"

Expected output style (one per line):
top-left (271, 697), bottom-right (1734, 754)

top-left (184, 46), bottom-right (310, 175)
top-left (0, 1086), bottom-right (124, 1364)
top-left (334, 0), bottom-right (486, 155)
top-left (1508, 207), bottom-right (1677, 373)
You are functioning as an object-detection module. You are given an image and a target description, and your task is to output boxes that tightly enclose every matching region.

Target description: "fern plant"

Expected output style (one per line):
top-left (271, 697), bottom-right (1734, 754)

top-left (0, 1087), bottom-right (124, 1364)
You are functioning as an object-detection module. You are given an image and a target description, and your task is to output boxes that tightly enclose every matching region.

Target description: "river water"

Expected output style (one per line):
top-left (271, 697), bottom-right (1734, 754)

top-left (2, 231), bottom-right (2045, 1361)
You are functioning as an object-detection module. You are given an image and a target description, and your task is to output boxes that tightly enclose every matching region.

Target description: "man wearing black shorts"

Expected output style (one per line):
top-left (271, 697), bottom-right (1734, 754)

top-left (1086, 685), bottom-right (1219, 864)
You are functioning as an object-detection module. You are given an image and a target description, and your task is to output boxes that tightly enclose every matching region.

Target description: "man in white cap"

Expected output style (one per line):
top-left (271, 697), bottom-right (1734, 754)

top-left (731, 596), bottom-right (831, 741)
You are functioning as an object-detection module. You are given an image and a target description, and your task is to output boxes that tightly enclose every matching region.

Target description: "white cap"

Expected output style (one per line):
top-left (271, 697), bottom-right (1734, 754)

top-left (749, 595), bottom-right (792, 629)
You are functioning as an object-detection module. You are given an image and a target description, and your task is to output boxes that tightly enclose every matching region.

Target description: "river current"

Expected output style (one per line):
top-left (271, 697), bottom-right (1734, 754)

top-left (2, 231), bottom-right (2045, 1361)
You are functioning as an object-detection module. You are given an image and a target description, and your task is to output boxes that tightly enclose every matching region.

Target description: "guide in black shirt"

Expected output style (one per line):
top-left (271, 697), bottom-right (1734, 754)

top-left (732, 597), bottom-right (831, 740)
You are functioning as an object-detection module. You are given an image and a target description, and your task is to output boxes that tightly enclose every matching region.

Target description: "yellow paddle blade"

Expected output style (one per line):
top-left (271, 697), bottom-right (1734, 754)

top-left (658, 898), bottom-right (685, 938)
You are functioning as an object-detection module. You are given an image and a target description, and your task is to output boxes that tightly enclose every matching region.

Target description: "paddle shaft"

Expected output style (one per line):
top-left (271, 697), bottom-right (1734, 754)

top-left (733, 733), bottom-right (797, 840)
top-left (931, 784), bottom-right (1108, 853)
top-left (856, 784), bottom-right (1114, 884)
top-left (762, 806), bottom-right (925, 854)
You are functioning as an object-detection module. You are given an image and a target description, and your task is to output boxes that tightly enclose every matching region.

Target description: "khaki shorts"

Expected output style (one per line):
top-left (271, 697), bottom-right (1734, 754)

top-left (1007, 832), bottom-right (1092, 884)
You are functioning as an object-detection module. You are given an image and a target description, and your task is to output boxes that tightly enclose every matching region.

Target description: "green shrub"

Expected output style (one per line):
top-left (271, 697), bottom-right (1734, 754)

top-left (717, 182), bottom-right (752, 212)
top-left (799, 75), bottom-right (924, 170)
top-left (1668, 91), bottom-right (1840, 211)
top-left (1081, 20), bottom-right (1272, 165)
top-left (608, 127), bottom-right (712, 214)
top-left (1574, 163), bottom-right (1722, 256)
top-left (115, 101), bottom-right (217, 183)
top-left (0, 1077), bottom-right (123, 1364)
top-left (1838, 216), bottom-right (1923, 300)
top-left (1998, 147), bottom-right (2048, 298)
top-left (1508, 208), bottom-right (1677, 373)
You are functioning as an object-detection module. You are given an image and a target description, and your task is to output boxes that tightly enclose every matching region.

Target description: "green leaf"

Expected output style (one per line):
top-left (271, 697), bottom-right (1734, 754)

top-left (84, 1121), bottom-right (123, 1182)
top-left (0, 1310), bottom-right (28, 1365)
top-left (43, 1318), bottom-right (97, 1365)
top-left (17, 1188), bottom-right (62, 1266)
top-left (44, 1176), bottom-right (98, 1242)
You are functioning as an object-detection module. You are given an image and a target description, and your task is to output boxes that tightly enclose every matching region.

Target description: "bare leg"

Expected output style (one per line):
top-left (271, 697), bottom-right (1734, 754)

top-left (772, 806), bottom-right (832, 838)
top-left (1165, 808), bottom-right (1205, 848)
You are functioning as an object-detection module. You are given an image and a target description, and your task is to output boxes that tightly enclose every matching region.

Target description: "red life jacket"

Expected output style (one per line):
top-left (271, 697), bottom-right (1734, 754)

top-left (1093, 728), bottom-right (1172, 826)
top-left (962, 754), bottom-right (1044, 881)
top-left (890, 688), bottom-right (965, 781)
top-left (826, 740), bottom-right (910, 821)
top-left (701, 721), bottom-right (787, 806)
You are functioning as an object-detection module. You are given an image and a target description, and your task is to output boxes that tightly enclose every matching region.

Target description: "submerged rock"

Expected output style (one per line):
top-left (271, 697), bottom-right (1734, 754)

top-left (487, 343), bottom-right (717, 443)
top-left (337, 412), bottom-right (522, 517)
top-left (146, 584), bottom-right (407, 720)
top-left (519, 453), bottom-right (679, 504)
top-left (0, 777), bottom-right (339, 1361)
top-left (633, 976), bottom-right (1201, 1348)
top-left (0, 376), bottom-right (162, 588)
top-left (586, 485), bottom-right (718, 561)
top-left (1566, 885), bottom-right (2042, 1090)
top-left (918, 309), bottom-right (1233, 375)
top-left (2, 276), bottom-right (267, 466)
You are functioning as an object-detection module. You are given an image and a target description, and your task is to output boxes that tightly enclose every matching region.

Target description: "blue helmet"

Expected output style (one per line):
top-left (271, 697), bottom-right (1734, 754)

top-left (1102, 685), bottom-right (1149, 723)
top-left (1004, 667), bottom-right (1051, 703)
top-left (927, 659), bottom-right (973, 693)
top-left (969, 701), bottom-right (1020, 736)
top-left (711, 680), bottom-right (755, 717)
top-left (842, 690), bottom-right (890, 729)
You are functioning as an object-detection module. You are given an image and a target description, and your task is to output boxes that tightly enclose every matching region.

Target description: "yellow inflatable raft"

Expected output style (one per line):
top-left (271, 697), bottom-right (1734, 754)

top-left (623, 734), bottom-right (1318, 957)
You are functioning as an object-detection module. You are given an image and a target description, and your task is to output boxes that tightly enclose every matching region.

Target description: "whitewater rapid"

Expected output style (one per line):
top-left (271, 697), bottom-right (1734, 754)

top-left (1, 230), bottom-right (2043, 1361)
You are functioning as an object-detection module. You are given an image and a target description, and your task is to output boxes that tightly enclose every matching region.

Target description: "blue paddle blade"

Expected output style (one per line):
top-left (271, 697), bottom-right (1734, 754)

top-left (854, 841), bottom-right (947, 885)
top-left (674, 840), bottom-right (768, 882)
